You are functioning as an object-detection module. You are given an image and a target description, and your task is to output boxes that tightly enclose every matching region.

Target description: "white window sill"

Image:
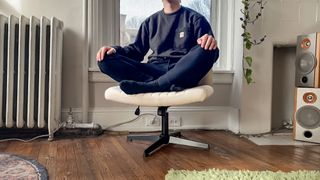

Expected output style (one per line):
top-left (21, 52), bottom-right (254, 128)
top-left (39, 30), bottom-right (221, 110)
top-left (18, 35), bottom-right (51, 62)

top-left (89, 68), bottom-right (234, 84)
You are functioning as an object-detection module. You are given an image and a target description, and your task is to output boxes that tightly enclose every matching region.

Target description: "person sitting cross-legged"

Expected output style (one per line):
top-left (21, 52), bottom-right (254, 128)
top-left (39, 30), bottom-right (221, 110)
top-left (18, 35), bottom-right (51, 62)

top-left (97, 0), bottom-right (219, 94)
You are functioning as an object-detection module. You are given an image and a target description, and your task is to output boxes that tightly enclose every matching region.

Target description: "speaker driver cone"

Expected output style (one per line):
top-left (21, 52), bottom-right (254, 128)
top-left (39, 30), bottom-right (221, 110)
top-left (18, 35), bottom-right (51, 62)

top-left (296, 53), bottom-right (316, 74)
top-left (296, 105), bottom-right (320, 129)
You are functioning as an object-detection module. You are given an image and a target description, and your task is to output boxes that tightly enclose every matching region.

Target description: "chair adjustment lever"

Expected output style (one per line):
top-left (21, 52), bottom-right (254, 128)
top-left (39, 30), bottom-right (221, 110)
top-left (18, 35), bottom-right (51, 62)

top-left (134, 106), bottom-right (140, 116)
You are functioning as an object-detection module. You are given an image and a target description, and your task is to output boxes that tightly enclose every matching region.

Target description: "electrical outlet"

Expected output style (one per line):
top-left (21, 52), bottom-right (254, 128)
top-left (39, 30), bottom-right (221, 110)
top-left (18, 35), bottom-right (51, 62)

top-left (145, 115), bottom-right (161, 126)
top-left (169, 116), bottom-right (182, 127)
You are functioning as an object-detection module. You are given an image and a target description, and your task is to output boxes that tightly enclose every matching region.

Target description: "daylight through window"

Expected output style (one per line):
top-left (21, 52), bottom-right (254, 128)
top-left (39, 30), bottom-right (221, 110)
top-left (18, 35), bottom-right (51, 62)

top-left (120, 0), bottom-right (212, 46)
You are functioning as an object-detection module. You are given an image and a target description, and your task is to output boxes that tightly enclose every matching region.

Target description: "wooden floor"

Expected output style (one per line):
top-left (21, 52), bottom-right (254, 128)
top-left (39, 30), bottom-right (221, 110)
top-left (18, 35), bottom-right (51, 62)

top-left (0, 131), bottom-right (320, 180)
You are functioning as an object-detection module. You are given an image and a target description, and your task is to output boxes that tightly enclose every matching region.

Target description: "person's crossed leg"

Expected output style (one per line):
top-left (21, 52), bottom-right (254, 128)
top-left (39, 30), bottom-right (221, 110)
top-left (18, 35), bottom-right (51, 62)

top-left (98, 45), bottom-right (219, 94)
top-left (120, 46), bottom-right (219, 94)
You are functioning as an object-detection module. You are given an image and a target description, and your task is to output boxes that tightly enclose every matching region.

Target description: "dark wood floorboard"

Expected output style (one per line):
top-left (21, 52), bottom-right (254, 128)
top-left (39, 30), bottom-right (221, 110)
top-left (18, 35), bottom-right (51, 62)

top-left (1, 130), bottom-right (320, 179)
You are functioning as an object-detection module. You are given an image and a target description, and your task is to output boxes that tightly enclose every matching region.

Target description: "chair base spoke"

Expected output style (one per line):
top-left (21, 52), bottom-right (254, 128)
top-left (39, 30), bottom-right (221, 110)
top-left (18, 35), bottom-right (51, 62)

top-left (128, 133), bottom-right (209, 156)
top-left (127, 106), bottom-right (209, 156)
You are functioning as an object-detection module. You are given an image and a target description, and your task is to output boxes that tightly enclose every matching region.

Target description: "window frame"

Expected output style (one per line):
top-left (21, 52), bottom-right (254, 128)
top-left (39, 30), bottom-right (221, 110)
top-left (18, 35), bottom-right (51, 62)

top-left (88, 0), bottom-right (235, 72)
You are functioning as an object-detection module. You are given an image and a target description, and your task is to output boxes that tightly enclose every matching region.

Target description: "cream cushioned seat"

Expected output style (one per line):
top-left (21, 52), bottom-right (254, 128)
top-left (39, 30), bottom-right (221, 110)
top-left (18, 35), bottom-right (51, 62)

top-left (105, 85), bottom-right (213, 106)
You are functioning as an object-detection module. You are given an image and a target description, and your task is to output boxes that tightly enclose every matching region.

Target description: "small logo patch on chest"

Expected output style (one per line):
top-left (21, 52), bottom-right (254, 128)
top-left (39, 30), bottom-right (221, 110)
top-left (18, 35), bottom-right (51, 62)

top-left (179, 32), bottom-right (185, 38)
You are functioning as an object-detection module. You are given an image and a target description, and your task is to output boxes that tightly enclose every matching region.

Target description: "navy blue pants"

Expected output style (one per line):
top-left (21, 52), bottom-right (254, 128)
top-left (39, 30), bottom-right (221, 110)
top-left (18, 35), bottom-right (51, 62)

top-left (98, 45), bottom-right (219, 89)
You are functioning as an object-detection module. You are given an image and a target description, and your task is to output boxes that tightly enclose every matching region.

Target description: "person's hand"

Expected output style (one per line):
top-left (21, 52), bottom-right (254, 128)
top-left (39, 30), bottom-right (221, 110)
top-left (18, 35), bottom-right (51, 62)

top-left (96, 46), bottom-right (116, 62)
top-left (197, 34), bottom-right (217, 50)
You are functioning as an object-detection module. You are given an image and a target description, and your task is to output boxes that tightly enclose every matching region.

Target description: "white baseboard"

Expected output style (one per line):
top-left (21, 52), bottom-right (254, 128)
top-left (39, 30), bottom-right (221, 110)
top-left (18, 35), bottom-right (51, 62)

top-left (61, 106), bottom-right (239, 133)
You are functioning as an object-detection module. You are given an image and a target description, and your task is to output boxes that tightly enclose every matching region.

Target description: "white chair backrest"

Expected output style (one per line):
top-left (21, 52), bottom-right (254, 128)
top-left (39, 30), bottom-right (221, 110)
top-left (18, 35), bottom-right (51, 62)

top-left (198, 70), bottom-right (213, 86)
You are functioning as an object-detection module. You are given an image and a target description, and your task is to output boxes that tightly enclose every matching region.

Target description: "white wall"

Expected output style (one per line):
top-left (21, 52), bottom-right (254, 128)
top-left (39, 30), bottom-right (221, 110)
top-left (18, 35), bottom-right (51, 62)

top-left (240, 0), bottom-right (320, 133)
top-left (230, 0), bottom-right (243, 109)
top-left (0, 0), bottom-right (85, 109)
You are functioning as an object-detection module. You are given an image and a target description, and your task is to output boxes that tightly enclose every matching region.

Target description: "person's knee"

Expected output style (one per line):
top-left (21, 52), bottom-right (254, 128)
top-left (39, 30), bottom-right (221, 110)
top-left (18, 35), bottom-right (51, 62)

top-left (97, 60), bottom-right (105, 70)
top-left (191, 45), bottom-right (219, 62)
top-left (97, 54), bottom-right (117, 74)
top-left (209, 48), bottom-right (219, 63)
top-left (97, 61), bottom-right (107, 74)
top-left (97, 58), bottom-right (112, 74)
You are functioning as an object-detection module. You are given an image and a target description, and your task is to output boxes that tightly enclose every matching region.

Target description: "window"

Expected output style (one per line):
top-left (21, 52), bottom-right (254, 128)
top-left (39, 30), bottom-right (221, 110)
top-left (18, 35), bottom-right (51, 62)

top-left (120, 0), bottom-right (212, 46)
top-left (89, 0), bottom-right (235, 71)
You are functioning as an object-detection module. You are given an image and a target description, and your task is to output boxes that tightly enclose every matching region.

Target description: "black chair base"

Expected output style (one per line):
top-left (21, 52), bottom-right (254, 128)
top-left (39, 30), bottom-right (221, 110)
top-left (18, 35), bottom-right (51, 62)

top-left (127, 107), bottom-right (209, 157)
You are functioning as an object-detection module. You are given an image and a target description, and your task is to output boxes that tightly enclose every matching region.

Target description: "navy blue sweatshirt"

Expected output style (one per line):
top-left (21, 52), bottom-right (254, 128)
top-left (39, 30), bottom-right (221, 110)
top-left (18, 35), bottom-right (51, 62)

top-left (114, 6), bottom-right (213, 62)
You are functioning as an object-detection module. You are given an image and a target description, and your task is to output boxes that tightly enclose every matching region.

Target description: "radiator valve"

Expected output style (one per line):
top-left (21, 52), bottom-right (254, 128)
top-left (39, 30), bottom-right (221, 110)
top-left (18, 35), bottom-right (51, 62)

top-left (66, 107), bottom-right (74, 125)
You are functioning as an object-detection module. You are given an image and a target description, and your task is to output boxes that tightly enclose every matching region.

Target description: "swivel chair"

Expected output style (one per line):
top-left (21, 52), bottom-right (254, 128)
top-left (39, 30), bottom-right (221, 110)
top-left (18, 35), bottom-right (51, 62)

top-left (104, 71), bottom-right (213, 156)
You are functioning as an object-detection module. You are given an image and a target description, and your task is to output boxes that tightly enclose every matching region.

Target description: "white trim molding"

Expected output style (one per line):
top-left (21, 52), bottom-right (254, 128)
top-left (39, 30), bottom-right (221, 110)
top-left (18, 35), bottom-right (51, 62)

top-left (88, 69), bottom-right (234, 84)
top-left (83, 0), bottom-right (120, 122)
top-left (213, 0), bottom-right (236, 71)
top-left (82, 0), bottom-right (89, 123)
top-left (227, 0), bottom-right (235, 69)
top-left (88, 0), bottom-right (120, 68)
top-left (62, 106), bottom-right (240, 133)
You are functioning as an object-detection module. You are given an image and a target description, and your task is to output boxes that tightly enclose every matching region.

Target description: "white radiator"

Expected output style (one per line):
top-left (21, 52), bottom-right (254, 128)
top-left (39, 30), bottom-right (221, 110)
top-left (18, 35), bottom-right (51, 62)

top-left (0, 15), bottom-right (63, 139)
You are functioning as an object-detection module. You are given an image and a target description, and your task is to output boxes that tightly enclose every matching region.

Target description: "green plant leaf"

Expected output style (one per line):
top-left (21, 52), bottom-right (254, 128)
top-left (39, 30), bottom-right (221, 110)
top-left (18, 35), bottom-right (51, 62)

top-left (245, 68), bottom-right (252, 77)
top-left (245, 56), bottom-right (253, 67)
top-left (244, 68), bottom-right (253, 84)
top-left (246, 76), bottom-right (253, 84)
top-left (242, 32), bottom-right (251, 38)
top-left (246, 41), bottom-right (252, 50)
top-left (246, 32), bottom-right (251, 38)
top-left (242, 0), bottom-right (249, 6)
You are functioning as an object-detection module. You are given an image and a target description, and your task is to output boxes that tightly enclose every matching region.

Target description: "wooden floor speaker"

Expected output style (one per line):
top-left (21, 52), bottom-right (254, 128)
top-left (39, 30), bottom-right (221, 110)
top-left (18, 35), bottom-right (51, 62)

top-left (294, 88), bottom-right (320, 143)
top-left (295, 33), bottom-right (320, 87)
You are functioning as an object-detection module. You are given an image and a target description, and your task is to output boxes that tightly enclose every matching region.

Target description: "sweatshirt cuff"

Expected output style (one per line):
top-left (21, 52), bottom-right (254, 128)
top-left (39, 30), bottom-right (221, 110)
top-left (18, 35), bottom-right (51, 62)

top-left (112, 46), bottom-right (123, 54)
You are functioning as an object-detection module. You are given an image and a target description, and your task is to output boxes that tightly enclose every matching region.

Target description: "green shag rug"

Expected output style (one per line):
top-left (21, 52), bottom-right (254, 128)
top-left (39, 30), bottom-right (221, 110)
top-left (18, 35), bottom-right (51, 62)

top-left (165, 169), bottom-right (320, 180)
